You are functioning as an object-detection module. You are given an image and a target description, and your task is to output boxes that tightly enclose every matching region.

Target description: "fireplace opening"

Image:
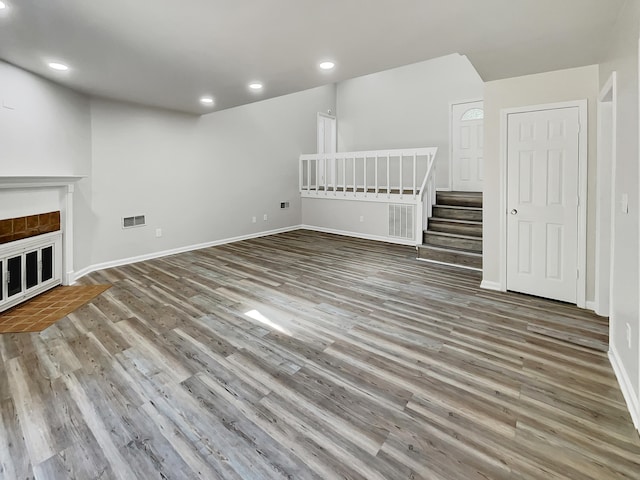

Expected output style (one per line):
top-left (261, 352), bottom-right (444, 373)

top-left (0, 211), bottom-right (63, 313)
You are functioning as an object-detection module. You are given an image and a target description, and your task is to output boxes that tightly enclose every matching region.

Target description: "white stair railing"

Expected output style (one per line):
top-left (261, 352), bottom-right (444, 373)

top-left (300, 147), bottom-right (438, 244)
top-left (299, 147), bottom-right (437, 200)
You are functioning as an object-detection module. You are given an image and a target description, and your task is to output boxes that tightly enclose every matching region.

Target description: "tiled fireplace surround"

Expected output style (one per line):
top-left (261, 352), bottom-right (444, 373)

top-left (0, 211), bottom-right (61, 245)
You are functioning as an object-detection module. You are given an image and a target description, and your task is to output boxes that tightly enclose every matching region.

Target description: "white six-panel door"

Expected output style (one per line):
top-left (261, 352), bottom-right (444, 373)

top-left (452, 101), bottom-right (484, 191)
top-left (506, 107), bottom-right (580, 303)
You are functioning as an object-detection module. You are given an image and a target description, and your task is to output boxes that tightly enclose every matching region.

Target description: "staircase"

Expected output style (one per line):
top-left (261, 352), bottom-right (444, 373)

top-left (417, 191), bottom-right (482, 270)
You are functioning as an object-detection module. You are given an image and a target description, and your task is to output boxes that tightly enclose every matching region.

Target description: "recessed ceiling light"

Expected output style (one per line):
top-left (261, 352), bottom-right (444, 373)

top-left (200, 96), bottom-right (214, 105)
top-left (0, 2), bottom-right (6, 10)
top-left (48, 62), bottom-right (69, 72)
top-left (319, 61), bottom-right (335, 70)
top-left (249, 82), bottom-right (263, 91)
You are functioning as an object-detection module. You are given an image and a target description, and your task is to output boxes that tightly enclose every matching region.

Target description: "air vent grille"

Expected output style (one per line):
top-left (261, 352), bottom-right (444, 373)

top-left (122, 215), bottom-right (146, 229)
top-left (389, 204), bottom-right (414, 240)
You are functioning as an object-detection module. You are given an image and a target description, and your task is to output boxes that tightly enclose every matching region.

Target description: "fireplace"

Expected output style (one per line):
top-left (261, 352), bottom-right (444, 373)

top-left (0, 175), bottom-right (85, 312)
top-left (0, 213), bottom-right (62, 313)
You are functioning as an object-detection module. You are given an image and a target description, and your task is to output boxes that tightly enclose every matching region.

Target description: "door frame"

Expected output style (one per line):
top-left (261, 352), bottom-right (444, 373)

top-left (596, 73), bottom-right (617, 316)
top-left (317, 112), bottom-right (337, 187)
top-left (317, 112), bottom-right (337, 154)
top-left (449, 99), bottom-right (483, 191)
top-left (498, 99), bottom-right (588, 308)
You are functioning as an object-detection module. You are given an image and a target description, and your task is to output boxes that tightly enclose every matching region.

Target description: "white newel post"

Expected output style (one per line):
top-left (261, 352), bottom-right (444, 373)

top-left (63, 183), bottom-right (75, 285)
top-left (416, 200), bottom-right (424, 245)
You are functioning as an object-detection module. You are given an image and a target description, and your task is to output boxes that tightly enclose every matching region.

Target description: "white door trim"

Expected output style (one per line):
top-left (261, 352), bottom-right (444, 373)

top-left (499, 99), bottom-right (588, 308)
top-left (449, 99), bottom-right (483, 191)
top-left (317, 112), bottom-right (337, 154)
top-left (595, 72), bottom-right (617, 316)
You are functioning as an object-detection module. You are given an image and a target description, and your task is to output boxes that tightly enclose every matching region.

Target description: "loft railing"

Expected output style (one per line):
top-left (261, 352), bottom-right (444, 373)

top-left (299, 147), bottom-right (437, 199)
top-left (299, 147), bottom-right (438, 243)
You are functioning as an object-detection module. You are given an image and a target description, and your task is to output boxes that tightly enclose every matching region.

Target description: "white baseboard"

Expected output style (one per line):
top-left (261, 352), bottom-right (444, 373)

top-left (609, 345), bottom-right (640, 432)
top-left (585, 300), bottom-right (597, 313)
top-left (72, 225), bottom-right (302, 283)
top-left (73, 224), bottom-right (416, 282)
top-left (480, 280), bottom-right (502, 291)
top-left (416, 257), bottom-right (481, 272)
top-left (299, 225), bottom-right (415, 246)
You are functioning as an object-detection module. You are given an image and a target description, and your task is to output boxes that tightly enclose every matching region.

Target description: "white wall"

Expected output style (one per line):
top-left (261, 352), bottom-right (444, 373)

top-left (0, 61), bottom-right (93, 275)
top-left (86, 85), bottom-right (335, 268)
top-left (599, 0), bottom-right (640, 427)
top-left (0, 61), bottom-right (91, 176)
top-left (0, 188), bottom-right (61, 219)
top-left (482, 65), bottom-right (600, 301)
top-left (301, 197), bottom-right (414, 245)
top-left (336, 54), bottom-right (483, 188)
top-left (0, 59), bottom-right (335, 274)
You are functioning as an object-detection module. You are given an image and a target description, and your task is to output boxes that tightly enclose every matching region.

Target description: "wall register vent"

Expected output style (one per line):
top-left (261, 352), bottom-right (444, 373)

top-left (389, 204), bottom-right (414, 240)
top-left (122, 215), bottom-right (146, 229)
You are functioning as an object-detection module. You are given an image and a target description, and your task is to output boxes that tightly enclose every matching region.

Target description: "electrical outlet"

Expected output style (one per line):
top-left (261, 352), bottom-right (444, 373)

top-left (252, 216), bottom-right (257, 223)
top-left (155, 228), bottom-right (162, 238)
top-left (626, 323), bottom-right (632, 349)
top-left (263, 214), bottom-right (268, 221)
top-left (359, 216), bottom-right (364, 223)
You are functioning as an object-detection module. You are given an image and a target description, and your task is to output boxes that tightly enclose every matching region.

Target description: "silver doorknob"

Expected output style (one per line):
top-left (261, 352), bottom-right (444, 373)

top-left (510, 209), bottom-right (518, 215)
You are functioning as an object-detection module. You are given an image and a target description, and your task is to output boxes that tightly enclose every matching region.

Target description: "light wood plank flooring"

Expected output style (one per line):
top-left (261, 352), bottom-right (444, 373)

top-left (1, 230), bottom-right (638, 479)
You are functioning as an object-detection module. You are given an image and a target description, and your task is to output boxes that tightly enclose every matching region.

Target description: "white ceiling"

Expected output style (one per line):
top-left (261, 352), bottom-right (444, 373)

top-left (0, 0), bottom-right (625, 114)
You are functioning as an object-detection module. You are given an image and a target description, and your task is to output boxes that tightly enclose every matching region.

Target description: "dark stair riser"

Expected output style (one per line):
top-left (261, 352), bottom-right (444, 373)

top-left (428, 219), bottom-right (482, 237)
top-left (423, 232), bottom-right (482, 252)
top-left (418, 191), bottom-right (483, 269)
top-left (436, 192), bottom-right (482, 208)
top-left (417, 245), bottom-right (482, 269)
top-left (432, 205), bottom-right (482, 222)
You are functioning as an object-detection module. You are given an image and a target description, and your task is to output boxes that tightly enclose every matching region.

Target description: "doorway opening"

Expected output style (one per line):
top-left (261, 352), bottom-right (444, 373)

top-left (595, 73), bottom-right (617, 317)
top-left (450, 100), bottom-right (484, 192)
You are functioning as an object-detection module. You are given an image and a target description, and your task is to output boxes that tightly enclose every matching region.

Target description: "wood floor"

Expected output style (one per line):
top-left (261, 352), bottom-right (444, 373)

top-left (1, 230), bottom-right (638, 479)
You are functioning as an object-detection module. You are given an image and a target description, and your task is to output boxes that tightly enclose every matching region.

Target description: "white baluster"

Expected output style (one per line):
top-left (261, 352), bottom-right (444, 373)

top-left (342, 157), bottom-right (347, 196)
top-left (375, 155), bottom-right (379, 196)
top-left (352, 157), bottom-right (357, 196)
top-left (324, 155), bottom-right (328, 195)
top-left (332, 155), bottom-right (337, 196)
top-left (364, 156), bottom-right (367, 197)
top-left (399, 153), bottom-right (403, 199)
top-left (413, 153), bottom-right (417, 198)
top-left (386, 155), bottom-right (390, 198)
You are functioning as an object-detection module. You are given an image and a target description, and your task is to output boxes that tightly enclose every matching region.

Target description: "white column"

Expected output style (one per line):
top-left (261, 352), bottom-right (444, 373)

top-left (63, 183), bottom-right (74, 285)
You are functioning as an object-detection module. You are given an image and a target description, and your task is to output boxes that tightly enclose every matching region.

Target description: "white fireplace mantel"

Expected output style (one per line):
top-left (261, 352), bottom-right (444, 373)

top-left (0, 175), bottom-right (86, 190)
top-left (0, 175), bottom-right (86, 284)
